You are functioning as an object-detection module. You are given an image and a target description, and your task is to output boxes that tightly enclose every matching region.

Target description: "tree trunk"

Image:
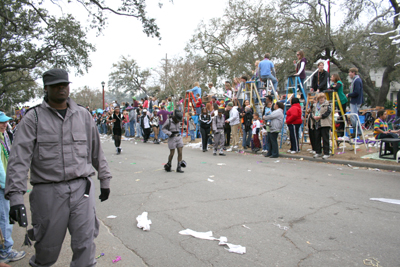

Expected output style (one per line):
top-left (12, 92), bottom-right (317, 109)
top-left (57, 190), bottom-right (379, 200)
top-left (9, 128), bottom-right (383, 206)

top-left (378, 64), bottom-right (395, 106)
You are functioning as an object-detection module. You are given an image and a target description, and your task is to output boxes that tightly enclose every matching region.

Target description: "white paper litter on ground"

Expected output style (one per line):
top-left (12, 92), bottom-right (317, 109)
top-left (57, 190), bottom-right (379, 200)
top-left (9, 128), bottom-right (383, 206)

top-left (370, 198), bottom-right (400, 205)
top-left (136, 212), bottom-right (152, 231)
top-left (218, 238), bottom-right (246, 254)
top-left (273, 223), bottom-right (289, 231)
top-left (107, 215), bottom-right (117, 219)
top-left (274, 160), bottom-right (280, 163)
top-left (217, 163), bottom-right (226, 166)
top-left (185, 142), bottom-right (202, 149)
top-left (179, 229), bottom-right (246, 254)
top-left (242, 225), bottom-right (251, 229)
top-left (207, 178), bottom-right (214, 182)
top-left (209, 175), bottom-right (215, 178)
top-left (179, 229), bottom-right (217, 240)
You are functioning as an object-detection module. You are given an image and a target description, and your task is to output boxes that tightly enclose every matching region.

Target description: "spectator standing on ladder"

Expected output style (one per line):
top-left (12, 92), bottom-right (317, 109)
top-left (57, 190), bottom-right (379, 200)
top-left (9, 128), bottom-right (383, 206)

top-left (187, 82), bottom-right (202, 101)
top-left (294, 50), bottom-right (307, 89)
top-left (259, 53), bottom-right (278, 93)
top-left (310, 62), bottom-right (329, 93)
top-left (346, 67), bottom-right (364, 137)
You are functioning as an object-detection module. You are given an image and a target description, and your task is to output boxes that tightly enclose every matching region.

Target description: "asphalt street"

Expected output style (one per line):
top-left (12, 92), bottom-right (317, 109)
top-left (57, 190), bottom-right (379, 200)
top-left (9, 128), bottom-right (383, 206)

top-left (10, 135), bottom-right (400, 267)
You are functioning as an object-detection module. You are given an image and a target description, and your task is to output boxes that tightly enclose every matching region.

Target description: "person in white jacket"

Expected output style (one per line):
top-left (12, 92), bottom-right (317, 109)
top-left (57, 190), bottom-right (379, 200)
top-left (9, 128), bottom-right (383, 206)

top-left (225, 102), bottom-right (240, 149)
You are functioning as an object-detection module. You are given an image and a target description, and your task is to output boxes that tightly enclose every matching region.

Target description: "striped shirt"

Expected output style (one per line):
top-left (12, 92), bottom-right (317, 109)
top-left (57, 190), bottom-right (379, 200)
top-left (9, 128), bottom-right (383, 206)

top-left (374, 118), bottom-right (387, 139)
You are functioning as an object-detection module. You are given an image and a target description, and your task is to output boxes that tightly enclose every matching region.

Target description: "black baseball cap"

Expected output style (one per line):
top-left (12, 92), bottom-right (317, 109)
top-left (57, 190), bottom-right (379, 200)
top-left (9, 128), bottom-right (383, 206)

top-left (43, 69), bottom-right (71, 86)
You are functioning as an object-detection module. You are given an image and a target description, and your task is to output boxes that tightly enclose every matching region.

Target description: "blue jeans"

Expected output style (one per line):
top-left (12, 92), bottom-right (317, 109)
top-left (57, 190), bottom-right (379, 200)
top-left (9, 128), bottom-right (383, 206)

top-left (101, 123), bottom-right (107, 134)
top-left (242, 126), bottom-right (252, 148)
top-left (261, 75), bottom-right (278, 91)
top-left (189, 130), bottom-right (195, 141)
top-left (195, 107), bottom-right (201, 115)
top-left (136, 122), bottom-right (143, 137)
top-left (262, 133), bottom-right (269, 151)
top-left (129, 120), bottom-right (136, 137)
top-left (159, 124), bottom-right (165, 139)
top-left (124, 123), bottom-right (130, 136)
top-left (0, 189), bottom-right (13, 254)
top-left (97, 125), bottom-right (102, 134)
top-left (350, 103), bottom-right (362, 135)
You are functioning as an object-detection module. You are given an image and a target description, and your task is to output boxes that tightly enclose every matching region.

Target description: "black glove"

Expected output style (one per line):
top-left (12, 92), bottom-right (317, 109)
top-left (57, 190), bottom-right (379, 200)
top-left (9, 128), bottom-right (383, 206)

top-left (99, 188), bottom-right (110, 202)
top-left (9, 204), bottom-right (28, 227)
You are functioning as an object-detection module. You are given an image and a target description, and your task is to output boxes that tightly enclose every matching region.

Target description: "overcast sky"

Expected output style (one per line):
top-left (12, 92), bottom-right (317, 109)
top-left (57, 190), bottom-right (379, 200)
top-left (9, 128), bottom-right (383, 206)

top-left (48, 0), bottom-right (227, 91)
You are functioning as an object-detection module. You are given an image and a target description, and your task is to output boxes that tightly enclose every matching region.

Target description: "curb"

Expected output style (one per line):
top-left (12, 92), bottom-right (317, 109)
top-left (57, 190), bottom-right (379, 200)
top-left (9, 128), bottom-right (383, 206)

top-left (276, 153), bottom-right (400, 172)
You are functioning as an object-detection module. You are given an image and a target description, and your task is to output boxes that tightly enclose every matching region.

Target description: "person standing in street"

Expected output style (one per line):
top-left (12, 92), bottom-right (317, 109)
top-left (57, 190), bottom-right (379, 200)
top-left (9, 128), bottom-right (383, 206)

top-left (225, 102), bottom-right (240, 150)
top-left (5, 69), bottom-right (112, 267)
top-left (128, 106), bottom-right (137, 138)
top-left (199, 107), bottom-right (212, 152)
top-left (346, 67), bottom-right (364, 137)
top-left (212, 107), bottom-right (226, 156)
top-left (162, 110), bottom-right (186, 173)
top-left (0, 112), bottom-right (26, 264)
top-left (157, 106), bottom-right (173, 141)
top-left (108, 106), bottom-right (123, 154)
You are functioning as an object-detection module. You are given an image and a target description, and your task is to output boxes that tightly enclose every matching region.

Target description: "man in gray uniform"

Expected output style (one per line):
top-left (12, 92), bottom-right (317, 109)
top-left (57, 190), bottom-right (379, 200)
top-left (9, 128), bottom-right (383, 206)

top-left (5, 69), bottom-right (112, 267)
top-left (212, 107), bottom-right (226, 156)
top-left (162, 110), bottom-right (185, 173)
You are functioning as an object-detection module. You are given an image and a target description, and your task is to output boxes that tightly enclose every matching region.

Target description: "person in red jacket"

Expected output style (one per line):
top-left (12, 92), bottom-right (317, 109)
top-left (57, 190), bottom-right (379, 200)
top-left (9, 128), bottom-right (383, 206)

top-left (286, 97), bottom-right (303, 153)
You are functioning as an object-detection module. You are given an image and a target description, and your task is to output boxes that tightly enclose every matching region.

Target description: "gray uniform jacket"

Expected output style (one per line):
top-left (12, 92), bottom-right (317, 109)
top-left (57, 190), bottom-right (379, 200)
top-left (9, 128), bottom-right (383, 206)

top-left (162, 119), bottom-right (183, 150)
top-left (212, 115), bottom-right (225, 133)
top-left (5, 98), bottom-right (112, 206)
top-left (162, 118), bottom-right (180, 136)
top-left (263, 109), bottom-right (284, 132)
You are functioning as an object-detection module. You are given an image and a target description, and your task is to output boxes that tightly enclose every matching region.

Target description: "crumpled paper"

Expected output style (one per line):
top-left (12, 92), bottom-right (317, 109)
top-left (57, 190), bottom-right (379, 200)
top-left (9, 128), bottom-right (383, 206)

top-left (370, 198), bottom-right (400, 205)
top-left (179, 229), bottom-right (217, 240)
top-left (136, 212), bottom-right (152, 231)
top-left (218, 237), bottom-right (246, 254)
top-left (179, 229), bottom-right (246, 254)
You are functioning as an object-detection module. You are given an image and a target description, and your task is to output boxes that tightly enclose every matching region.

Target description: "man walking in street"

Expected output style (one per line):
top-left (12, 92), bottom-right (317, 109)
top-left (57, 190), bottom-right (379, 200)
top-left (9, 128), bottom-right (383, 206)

top-left (5, 69), bottom-right (112, 267)
top-left (259, 53), bottom-right (278, 92)
top-left (346, 67), bottom-right (364, 136)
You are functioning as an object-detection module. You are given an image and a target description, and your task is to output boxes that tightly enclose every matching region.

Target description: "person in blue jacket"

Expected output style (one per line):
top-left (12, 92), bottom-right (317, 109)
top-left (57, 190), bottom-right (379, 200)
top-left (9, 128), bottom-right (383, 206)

top-left (0, 112), bottom-right (26, 263)
top-left (187, 82), bottom-right (202, 100)
top-left (346, 67), bottom-right (364, 136)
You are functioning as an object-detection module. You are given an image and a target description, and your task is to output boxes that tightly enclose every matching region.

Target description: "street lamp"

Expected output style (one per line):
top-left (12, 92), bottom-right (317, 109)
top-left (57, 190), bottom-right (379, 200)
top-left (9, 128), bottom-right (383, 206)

top-left (101, 81), bottom-right (105, 110)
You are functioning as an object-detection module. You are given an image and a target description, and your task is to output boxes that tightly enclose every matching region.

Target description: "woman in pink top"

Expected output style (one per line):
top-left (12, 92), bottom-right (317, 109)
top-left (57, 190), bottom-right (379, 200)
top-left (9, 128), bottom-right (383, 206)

top-left (143, 97), bottom-right (149, 109)
top-left (123, 111), bottom-right (130, 137)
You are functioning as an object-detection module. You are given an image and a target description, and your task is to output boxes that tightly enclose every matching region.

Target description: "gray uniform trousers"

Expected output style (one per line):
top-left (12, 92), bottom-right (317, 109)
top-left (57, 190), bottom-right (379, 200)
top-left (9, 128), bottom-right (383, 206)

top-left (29, 177), bottom-right (99, 267)
top-left (214, 131), bottom-right (225, 153)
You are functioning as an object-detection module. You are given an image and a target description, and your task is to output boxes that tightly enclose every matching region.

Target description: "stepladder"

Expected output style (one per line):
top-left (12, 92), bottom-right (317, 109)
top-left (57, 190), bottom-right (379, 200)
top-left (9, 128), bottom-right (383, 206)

top-left (243, 80), bottom-right (264, 113)
top-left (280, 75), bottom-right (308, 148)
top-left (181, 91), bottom-right (196, 136)
top-left (324, 90), bottom-right (367, 155)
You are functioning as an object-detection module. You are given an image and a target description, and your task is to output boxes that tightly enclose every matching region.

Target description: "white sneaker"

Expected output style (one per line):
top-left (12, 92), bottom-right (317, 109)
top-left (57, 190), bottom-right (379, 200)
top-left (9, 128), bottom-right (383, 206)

top-left (309, 150), bottom-right (315, 154)
top-left (313, 154), bottom-right (322, 158)
top-left (291, 151), bottom-right (297, 154)
top-left (233, 146), bottom-right (238, 149)
top-left (226, 147), bottom-right (233, 152)
top-left (322, 155), bottom-right (330, 160)
top-left (287, 150), bottom-right (292, 153)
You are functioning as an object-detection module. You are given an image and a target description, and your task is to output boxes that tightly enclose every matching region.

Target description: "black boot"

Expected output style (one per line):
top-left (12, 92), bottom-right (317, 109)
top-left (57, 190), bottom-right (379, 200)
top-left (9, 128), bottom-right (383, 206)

top-left (176, 161), bottom-right (184, 173)
top-left (164, 161), bottom-right (172, 172)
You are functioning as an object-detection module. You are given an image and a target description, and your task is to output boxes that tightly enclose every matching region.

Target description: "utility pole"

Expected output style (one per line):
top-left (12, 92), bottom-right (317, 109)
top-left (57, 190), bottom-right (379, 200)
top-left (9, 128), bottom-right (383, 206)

top-left (161, 53), bottom-right (168, 92)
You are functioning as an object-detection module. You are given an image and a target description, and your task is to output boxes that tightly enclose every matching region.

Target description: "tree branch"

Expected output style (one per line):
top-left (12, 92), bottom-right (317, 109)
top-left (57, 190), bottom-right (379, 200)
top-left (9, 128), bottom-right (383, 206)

top-left (89, 0), bottom-right (140, 18)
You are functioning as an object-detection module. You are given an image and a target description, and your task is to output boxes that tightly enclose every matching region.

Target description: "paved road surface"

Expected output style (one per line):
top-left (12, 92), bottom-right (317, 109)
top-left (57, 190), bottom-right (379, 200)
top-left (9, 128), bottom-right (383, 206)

top-left (10, 136), bottom-right (400, 266)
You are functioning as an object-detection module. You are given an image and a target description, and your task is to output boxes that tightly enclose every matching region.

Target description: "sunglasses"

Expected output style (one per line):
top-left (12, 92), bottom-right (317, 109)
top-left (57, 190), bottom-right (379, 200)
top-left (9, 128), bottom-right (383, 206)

top-left (296, 54), bottom-right (300, 56)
